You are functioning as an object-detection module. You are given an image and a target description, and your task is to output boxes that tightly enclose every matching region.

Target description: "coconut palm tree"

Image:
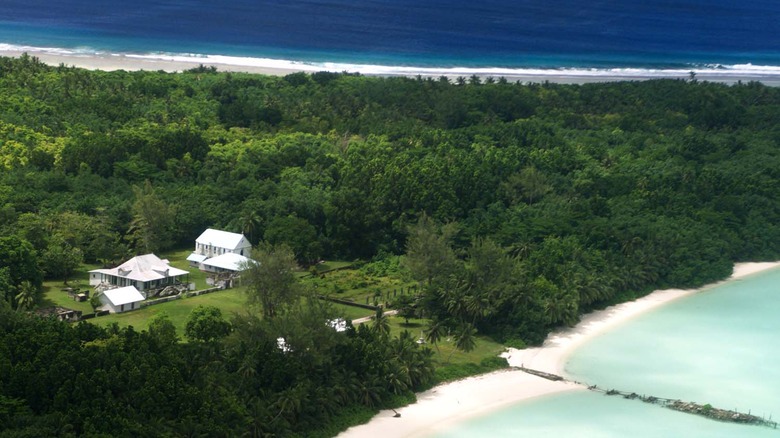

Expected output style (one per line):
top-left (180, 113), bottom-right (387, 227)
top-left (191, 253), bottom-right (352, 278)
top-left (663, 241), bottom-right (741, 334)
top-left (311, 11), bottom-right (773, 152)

top-left (371, 308), bottom-right (390, 337)
top-left (385, 360), bottom-right (410, 395)
top-left (448, 322), bottom-right (477, 363)
top-left (357, 377), bottom-right (383, 407)
top-left (424, 317), bottom-right (446, 354)
top-left (14, 281), bottom-right (36, 311)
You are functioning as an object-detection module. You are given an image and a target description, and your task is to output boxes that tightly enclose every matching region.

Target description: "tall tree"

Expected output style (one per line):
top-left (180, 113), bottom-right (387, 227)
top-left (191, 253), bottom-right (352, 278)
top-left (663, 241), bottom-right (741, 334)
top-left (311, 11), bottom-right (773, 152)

top-left (241, 243), bottom-right (300, 319)
top-left (424, 317), bottom-right (446, 354)
top-left (14, 281), bottom-right (36, 311)
top-left (402, 214), bottom-right (459, 287)
top-left (127, 180), bottom-right (175, 254)
top-left (0, 236), bottom-right (42, 308)
top-left (448, 322), bottom-right (477, 363)
top-left (371, 307), bottom-right (391, 337)
top-left (185, 305), bottom-right (232, 343)
top-left (39, 236), bottom-right (84, 282)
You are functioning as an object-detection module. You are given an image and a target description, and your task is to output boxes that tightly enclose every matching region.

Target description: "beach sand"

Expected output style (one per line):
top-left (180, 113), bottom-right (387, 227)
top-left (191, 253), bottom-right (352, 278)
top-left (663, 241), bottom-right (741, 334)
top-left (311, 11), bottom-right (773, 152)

top-left (337, 261), bottom-right (780, 438)
top-left (3, 49), bottom-right (780, 85)
top-left (0, 49), bottom-right (309, 76)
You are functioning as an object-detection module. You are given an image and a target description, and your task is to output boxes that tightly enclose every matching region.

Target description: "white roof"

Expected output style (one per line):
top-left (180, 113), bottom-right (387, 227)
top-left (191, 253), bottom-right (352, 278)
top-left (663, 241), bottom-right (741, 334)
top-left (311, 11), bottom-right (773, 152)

top-left (328, 319), bottom-right (348, 332)
top-left (103, 286), bottom-right (145, 306)
top-left (90, 254), bottom-right (189, 282)
top-left (201, 253), bottom-right (253, 271)
top-left (187, 253), bottom-right (208, 263)
top-left (276, 337), bottom-right (292, 353)
top-left (196, 229), bottom-right (249, 250)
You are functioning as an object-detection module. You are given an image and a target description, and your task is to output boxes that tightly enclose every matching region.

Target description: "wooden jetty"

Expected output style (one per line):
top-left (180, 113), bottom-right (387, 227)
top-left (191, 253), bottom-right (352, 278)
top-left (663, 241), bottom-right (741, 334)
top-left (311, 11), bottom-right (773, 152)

top-left (515, 366), bottom-right (777, 429)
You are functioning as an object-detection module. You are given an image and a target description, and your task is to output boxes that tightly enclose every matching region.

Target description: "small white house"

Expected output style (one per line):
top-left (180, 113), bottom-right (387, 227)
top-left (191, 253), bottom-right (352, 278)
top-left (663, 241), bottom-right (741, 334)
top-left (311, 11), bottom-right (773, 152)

top-left (100, 286), bottom-right (145, 313)
top-left (89, 254), bottom-right (189, 293)
top-left (190, 229), bottom-right (252, 263)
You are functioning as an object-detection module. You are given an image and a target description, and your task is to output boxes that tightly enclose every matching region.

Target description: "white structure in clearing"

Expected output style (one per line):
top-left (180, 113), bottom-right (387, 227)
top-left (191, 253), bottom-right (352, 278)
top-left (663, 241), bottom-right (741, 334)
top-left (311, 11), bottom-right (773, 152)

top-left (190, 229), bottom-right (252, 261)
top-left (89, 254), bottom-right (189, 294)
top-left (100, 285), bottom-right (145, 313)
top-left (188, 229), bottom-right (254, 278)
top-left (200, 252), bottom-right (254, 274)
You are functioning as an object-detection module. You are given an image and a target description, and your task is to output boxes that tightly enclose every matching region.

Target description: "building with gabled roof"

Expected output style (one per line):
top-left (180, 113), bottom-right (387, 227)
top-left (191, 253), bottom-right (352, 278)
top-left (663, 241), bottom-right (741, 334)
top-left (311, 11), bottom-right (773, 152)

top-left (192, 228), bottom-right (251, 259)
top-left (100, 285), bottom-right (145, 313)
top-left (89, 254), bottom-right (189, 294)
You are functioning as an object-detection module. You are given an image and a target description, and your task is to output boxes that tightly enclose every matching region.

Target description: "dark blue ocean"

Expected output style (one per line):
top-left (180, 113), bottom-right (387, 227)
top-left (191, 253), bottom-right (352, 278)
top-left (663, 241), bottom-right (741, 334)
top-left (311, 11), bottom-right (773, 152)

top-left (1, 0), bottom-right (779, 75)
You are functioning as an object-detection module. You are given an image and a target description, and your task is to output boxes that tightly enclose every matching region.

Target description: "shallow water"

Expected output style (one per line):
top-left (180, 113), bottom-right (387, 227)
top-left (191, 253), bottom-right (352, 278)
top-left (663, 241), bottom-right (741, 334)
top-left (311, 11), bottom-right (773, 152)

top-left (438, 390), bottom-right (779, 438)
top-left (441, 267), bottom-right (780, 437)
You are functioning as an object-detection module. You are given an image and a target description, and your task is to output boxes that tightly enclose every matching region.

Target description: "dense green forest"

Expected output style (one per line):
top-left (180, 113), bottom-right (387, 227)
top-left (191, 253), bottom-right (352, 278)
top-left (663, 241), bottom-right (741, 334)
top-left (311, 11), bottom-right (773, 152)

top-left (1, 54), bottom-right (780, 435)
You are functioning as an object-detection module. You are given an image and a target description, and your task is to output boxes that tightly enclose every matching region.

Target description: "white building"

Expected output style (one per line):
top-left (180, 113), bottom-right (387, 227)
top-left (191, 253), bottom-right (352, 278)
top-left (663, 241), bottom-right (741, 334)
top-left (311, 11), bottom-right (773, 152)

top-left (200, 252), bottom-right (254, 274)
top-left (189, 229), bottom-right (252, 265)
top-left (100, 286), bottom-right (145, 313)
top-left (89, 254), bottom-right (189, 294)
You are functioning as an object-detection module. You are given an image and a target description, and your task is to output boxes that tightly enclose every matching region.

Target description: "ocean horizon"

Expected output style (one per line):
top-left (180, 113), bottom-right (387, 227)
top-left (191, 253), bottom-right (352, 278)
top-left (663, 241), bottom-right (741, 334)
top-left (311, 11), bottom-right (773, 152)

top-left (1, 0), bottom-right (780, 79)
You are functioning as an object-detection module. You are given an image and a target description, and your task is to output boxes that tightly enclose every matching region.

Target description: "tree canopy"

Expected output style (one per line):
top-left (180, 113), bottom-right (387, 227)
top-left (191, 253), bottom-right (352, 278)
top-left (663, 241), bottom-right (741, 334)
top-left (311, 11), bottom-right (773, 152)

top-left (1, 55), bottom-right (779, 434)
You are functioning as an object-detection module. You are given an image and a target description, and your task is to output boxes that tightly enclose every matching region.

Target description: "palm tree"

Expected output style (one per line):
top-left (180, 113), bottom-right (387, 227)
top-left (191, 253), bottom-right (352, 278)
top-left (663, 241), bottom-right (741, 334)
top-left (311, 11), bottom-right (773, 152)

top-left (245, 396), bottom-right (272, 438)
top-left (448, 322), bottom-right (477, 363)
top-left (332, 371), bottom-right (359, 404)
top-left (463, 289), bottom-right (491, 325)
top-left (371, 308), bottom-right (390, 337)
top-left (424, 318), bottom-right (446, 354)
top-left (392, 330), bottom-right (416, 361)
top-left (237, 209), bottom-right (261, 244)
top-left (271, 385), bottom-right (306, 426)
top-left (357, 377), bottom-right (383, 407)
top-left (385, 360), bottom-right (411, 395)
top-left (411, 347), bottom-right (436, 387)
top-left (14, 281), bottom-right (36, 311)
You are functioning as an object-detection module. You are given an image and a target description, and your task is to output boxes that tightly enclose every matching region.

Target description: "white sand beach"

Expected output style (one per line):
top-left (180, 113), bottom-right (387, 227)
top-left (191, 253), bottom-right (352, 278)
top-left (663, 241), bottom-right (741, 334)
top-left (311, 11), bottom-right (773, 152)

top-left (338, 261), bottom-right (780, 438)
top-left (3, 48), bottom-right (780, 85)
top-left (0, 48), bottom-right (310, 76)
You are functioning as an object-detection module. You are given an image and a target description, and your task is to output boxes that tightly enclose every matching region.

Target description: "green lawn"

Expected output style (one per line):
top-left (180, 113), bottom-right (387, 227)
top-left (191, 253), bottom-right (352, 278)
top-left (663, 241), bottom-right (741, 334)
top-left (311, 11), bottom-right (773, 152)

top-left (41, 283), bottom-right (95, 314)
top-left (90, 287), bottom-right (250, 335)
top-left (40, 262), bottom-right (103, 314)
top-left (330, 302), bottom-right (375, 321)
top-left (160, 247), bottom-right (209, 290)
top-left (388, 316), bottom-right (506, 368)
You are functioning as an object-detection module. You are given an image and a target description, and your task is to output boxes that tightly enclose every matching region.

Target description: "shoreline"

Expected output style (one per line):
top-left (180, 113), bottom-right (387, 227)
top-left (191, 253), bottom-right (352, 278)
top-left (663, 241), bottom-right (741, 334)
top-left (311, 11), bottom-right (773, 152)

top-left (3, 49), bottom-right (780, 85)
top-left (337, 261), bottom-right (780, 438)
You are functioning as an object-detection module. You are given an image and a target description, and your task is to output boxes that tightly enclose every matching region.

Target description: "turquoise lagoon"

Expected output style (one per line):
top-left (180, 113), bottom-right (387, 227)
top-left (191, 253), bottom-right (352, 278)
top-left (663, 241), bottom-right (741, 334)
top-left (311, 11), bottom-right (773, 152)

top-left (441, 267), bottom-right (780, 437)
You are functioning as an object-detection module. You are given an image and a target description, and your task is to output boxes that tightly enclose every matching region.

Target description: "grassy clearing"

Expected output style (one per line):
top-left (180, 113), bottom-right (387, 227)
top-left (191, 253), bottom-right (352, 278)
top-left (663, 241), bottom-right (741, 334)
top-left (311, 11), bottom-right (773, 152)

top-left (41, 283), bottom-right (94, 314)
top-left (329, 303), bottom-right (375, 321)
top-left (40, 262), bottom-right (103, 314)
top-left (160, 248), bottom-right (209, 290)
top-left (41, 256), bottom-right (507, 381)
top-left (40, 250), bottom-right (242, 335)
top-left (388, 317), bottom-right (506, 366)
top-left (90, 287), bottom-right (249, 334)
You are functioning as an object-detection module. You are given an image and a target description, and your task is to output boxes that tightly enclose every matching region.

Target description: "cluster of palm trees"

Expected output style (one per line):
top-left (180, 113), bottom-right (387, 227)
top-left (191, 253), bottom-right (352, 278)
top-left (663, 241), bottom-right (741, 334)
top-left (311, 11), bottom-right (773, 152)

top-left (214, 306), bottom-right (436, 436)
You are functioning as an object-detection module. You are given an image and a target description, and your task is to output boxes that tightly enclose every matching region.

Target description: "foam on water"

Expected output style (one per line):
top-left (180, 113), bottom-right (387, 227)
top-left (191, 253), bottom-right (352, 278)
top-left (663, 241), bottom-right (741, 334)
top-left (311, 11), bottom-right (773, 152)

top-left (4, 43), bottom-right (780, 82)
